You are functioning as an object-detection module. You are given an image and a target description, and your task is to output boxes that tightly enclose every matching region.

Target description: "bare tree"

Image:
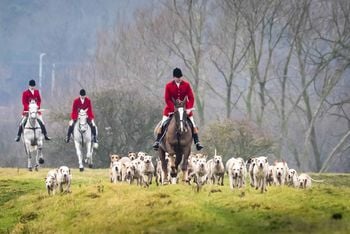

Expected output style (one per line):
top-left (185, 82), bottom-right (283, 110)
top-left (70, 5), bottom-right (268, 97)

top-left (285, 0), bottom-right (350, 170)
top-left (147, 0), bottom-right (210, 125)
top-left (207, 0), bottom-right (250, 119)
top-left (235, 0), bottom-right (290, 125)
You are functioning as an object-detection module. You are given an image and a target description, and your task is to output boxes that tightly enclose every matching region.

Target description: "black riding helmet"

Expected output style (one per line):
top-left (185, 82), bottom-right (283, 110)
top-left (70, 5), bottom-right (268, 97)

top-left (29, 80), bottom-right (36, 86)
top-left (80, 89), bottom-right (86, 96)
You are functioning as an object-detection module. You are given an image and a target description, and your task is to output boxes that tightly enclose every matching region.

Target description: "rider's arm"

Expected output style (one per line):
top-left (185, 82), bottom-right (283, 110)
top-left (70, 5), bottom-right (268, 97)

top-left (22, 91), bottom-right (29, 111)
top-left (186, 83), bottom-right (195, 109)
top-left (87, 98), bottom-right (94, 120)
top-left (164, 83), bottom-right (173, 107)
top-left (71, 99), bottom-right (78, 120)
top-left (36, 90), bottom-right (42, 108)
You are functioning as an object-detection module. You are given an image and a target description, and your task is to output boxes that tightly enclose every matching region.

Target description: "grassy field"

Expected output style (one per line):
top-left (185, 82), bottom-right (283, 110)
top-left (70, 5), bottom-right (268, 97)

top-left (0, 168), bottom-right (349, 234)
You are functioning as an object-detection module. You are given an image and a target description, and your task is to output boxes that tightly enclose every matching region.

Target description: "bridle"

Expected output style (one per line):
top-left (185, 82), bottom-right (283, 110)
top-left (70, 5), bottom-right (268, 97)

top-left (174, 106), bottom-right (188, 134)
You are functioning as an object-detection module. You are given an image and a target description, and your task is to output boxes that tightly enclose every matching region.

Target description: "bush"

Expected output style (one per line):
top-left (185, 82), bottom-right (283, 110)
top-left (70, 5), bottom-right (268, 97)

top-left (201, 119), bottom-right (275, 161)
top-left (93, 89), bottom-right (162, 166)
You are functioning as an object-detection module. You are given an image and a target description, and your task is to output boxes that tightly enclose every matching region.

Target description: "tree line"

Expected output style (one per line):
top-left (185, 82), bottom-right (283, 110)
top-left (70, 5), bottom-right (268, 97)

top-left (2, 0), bottom-right (349, 172)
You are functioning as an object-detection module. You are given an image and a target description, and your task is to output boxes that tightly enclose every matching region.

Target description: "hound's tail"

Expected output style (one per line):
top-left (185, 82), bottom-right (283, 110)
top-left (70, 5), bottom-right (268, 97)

top-left (310, 177), bottom-right (324, 182)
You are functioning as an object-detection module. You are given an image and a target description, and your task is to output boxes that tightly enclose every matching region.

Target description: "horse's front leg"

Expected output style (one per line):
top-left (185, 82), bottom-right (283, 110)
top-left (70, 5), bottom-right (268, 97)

top-left (86, 142), bottom-right (93, 168)
top-left (169, 153), bottom-right (178, 184)
top-left (34, 148), bottom-right (39, 171)
top-left (24, 142), bottom-right (33, 171)
top-left (74, 141), bottom-right (84, 171)
top-left (37, 139), bottom-right (44, 165)
top-left (27, 150), bottom-right (32, 171)
top-left (181, 148), bottom-right (191, 183)
top-left (159, 150), bottom-right (168, 184)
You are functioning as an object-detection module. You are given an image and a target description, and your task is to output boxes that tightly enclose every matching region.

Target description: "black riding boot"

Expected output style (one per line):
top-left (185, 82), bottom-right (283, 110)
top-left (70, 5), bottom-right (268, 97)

top-left (37, 119), bottom-right (51, 140)
top-left (193, 133), bottom-right (203, 151)
top-left (91, 125), bottom-right (98, 143)
top-left (152, 133), bottom-right (162, 151)
top-left (65, 124), bottom-right (74, 143)
top-left (15, 125), bottom-right (23, 142)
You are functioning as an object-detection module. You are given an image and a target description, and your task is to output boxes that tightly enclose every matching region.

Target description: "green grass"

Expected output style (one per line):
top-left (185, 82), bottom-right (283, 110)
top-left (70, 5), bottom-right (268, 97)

top-left (0, 168), bottom-right (349, 234)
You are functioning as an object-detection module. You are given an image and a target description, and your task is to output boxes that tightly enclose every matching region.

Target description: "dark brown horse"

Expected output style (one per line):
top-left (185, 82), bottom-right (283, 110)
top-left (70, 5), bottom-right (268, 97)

top-left (158, 98), bottom-right (192, 183)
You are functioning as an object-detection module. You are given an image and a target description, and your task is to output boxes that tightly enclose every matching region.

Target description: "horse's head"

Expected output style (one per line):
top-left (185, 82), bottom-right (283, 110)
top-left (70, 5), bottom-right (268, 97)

top-left (78, 109), bottom-right (88, 131)
top-left (174, 98), bottom-right (188, 134)
top-left (28, 100), bottom-right (39, 119)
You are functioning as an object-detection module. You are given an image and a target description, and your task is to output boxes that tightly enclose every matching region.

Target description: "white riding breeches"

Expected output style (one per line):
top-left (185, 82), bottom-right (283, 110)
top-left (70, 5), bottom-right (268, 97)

top-left (189, 116), bottom-right (196, 128)
top-left (69, 119), bottom-right (74, 126)
top-left (161, 115), bottom-right (169, 125)
top-left (37, 115), bottom-right (44, 123)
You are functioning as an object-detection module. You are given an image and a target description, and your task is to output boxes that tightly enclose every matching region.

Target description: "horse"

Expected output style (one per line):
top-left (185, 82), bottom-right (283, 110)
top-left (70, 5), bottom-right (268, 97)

top-left (22, 100), bottom-right (44, 171)
top-left (157, 98), bottom-right (193, 184)
top-left (73, 108), bottom-right (95, 171)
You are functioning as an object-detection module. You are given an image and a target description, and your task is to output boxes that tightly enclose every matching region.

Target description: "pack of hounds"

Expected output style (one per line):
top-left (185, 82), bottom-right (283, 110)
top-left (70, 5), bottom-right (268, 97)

top-left (45, 152), bottom-right (323, 195)
top-left (107, 152), bottom-right (324, 193)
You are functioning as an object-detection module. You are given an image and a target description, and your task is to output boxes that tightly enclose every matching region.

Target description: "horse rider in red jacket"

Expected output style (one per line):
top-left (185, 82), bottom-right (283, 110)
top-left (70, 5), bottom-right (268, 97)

top-left (153, 67), bottom-right (203, 151)
top-left (15, 79), bottom-right (51, 142)
top-left (65, 89), bottom-right (98, 143)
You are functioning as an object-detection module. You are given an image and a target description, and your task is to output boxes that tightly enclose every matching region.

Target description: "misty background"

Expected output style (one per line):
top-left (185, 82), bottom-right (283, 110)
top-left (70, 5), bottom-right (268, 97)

top-left (0, 0), bottom-right (349, 172)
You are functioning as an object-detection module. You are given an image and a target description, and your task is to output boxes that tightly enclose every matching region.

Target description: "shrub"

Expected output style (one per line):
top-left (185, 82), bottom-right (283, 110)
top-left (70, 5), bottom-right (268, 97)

top-left (201, 119), bottom-right (275, 161)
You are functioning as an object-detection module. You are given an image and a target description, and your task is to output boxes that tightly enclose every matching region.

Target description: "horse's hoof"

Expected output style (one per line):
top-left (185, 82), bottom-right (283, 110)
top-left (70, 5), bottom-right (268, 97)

top-left (39, 158), bottom-right (44, 164)
top-left (79, 167), bottom-right (84, 172)
top-left (88, 164), bottom-right (93, 168)
top-left (28, 167), bottom-right (32, 172)
top-left (162, 180), bottom-right (169, 185)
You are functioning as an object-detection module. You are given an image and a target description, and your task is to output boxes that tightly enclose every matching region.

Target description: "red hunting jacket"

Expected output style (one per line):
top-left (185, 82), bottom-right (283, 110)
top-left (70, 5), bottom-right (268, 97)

top-left (22, 89), bottom-right (41, 115)
top-left (71, 97), bottom-right (95, 121)
top-left (163, 79), bottom-right (195, 117)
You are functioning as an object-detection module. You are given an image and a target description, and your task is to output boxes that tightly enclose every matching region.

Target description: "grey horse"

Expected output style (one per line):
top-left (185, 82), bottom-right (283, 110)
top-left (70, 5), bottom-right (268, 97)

top-left (23, 100), bottom-right (44, 171)
top-left (73, 109), bottom-right (96, 171)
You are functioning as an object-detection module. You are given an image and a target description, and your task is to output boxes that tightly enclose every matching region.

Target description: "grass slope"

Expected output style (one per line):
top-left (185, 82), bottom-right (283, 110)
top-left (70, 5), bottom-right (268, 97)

top-left (0, 168), bottom-right (349, 234)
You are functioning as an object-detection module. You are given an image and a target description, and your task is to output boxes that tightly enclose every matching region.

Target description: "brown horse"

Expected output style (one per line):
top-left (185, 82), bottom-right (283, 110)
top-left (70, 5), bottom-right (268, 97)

top-left (158, 98), bottom-right (193, 183)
